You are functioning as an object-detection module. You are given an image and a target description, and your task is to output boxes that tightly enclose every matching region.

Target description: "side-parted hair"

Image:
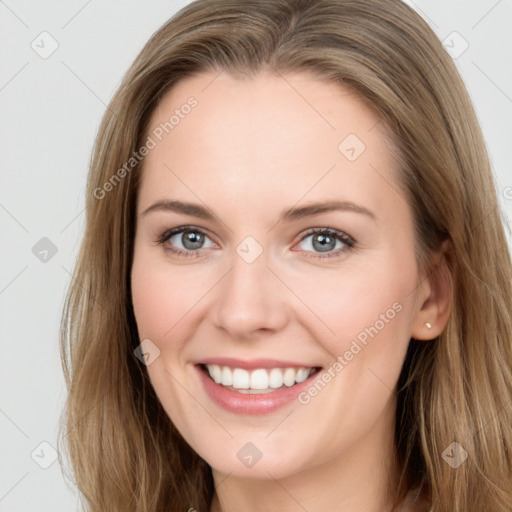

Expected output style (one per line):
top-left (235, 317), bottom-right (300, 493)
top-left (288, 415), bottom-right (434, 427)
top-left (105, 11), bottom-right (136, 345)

top-left (59, 1), bottom-right (512, 510)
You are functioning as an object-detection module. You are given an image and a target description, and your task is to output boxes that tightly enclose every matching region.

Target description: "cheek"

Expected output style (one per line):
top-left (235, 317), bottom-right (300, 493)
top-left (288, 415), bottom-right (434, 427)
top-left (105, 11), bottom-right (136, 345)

top-left (131, 248), bottom-right (203, 342)
top-left (131, 269), bottom-right (173, 342)
top-left (288, 254), bottom-right (416, 372)
top-left (130, 248), bottom-right (204, 423)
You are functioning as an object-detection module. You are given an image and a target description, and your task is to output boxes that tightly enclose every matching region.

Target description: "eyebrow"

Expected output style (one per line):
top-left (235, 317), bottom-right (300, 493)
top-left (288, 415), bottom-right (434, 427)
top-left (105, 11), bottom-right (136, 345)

top-left (140, 199), bottom-right (376, 222)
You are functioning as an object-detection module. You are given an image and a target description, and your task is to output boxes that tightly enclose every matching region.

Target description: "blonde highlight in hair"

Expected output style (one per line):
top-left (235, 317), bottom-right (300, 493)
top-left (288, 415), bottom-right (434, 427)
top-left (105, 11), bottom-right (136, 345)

top-left (59, 0), bottom-right (512, 510)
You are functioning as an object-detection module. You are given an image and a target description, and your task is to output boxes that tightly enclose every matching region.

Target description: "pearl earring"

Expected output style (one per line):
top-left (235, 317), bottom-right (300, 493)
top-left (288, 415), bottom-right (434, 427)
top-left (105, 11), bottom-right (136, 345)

top-left (425, 322), bottom-right (432, 329)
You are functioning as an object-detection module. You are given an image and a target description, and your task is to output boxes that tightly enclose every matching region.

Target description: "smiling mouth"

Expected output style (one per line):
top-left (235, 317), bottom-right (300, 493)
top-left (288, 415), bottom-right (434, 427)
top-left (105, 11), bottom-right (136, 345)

top-left (199, 364), bottom-right (321, 394)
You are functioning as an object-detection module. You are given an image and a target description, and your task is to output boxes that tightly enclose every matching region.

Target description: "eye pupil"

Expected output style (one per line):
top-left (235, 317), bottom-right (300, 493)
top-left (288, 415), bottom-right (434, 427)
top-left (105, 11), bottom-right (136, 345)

top-left (183, 231), bottom-right (204, 249)
top-left (313, 233), bottom-right (336, 252)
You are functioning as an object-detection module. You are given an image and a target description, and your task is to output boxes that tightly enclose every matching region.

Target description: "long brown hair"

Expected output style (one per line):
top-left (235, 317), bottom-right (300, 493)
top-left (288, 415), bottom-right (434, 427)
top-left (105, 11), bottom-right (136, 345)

top-left (59, 0), bottom-right (512, 510)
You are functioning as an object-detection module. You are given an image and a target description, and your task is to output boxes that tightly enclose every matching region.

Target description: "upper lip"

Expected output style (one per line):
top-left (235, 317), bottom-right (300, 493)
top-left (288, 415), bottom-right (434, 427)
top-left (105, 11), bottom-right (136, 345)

top-left (196, 357), bottom-right (320, 370)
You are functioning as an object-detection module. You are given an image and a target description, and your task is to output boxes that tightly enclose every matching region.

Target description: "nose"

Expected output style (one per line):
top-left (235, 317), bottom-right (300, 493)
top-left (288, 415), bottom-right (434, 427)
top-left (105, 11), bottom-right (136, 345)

top-left (210, 248), bottom-right (290, 339)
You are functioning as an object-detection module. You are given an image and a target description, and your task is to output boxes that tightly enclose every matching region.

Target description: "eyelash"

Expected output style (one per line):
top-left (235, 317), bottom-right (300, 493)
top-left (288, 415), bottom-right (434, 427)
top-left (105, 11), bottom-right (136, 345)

top-left (155, 226), bottom-right (356, 260)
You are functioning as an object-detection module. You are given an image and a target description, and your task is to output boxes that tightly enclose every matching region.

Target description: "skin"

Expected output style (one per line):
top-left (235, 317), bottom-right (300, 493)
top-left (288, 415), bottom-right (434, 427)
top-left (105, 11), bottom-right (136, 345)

top-left (130, 69), bottom-right (451, 512)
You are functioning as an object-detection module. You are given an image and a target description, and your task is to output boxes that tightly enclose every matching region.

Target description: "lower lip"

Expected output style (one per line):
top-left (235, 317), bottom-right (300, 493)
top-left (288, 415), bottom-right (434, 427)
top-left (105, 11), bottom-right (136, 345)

top-left (196, 365), bottom-right (320, 415)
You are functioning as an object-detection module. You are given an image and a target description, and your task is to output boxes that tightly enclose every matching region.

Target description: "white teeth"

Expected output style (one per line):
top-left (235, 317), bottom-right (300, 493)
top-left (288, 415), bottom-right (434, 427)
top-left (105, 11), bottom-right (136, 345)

top-left (283, 368), bottom-right (296, 387)
top-left (221, 365), bottom-right (233, 386)
top-left (205, 365), bottom-right (315, 392)
top-left (295, 367), bottom-right (310, 383)
top-left (250, 369), bottom-right (269, 390)
top-left (269, 368), bottom-right (283, 388)
top-left (232, 368), bottom-right (250, 389)
top-left (207, 364), bottom-right (222, 384)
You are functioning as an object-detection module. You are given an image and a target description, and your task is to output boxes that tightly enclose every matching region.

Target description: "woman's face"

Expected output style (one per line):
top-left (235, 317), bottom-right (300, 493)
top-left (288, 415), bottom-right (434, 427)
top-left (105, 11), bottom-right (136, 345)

top-left (131, 70), bottom-right (433, 480)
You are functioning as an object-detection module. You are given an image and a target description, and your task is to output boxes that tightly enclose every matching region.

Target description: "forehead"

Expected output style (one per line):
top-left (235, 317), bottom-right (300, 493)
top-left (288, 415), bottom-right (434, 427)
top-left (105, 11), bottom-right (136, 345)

top-left (137, 70), bottom-right (406, 223)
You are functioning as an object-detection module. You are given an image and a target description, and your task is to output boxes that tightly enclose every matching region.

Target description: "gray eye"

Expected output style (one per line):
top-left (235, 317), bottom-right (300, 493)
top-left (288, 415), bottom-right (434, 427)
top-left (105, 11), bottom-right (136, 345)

top-left (298, 232), bottom-right (344, 253)
top-left (312, 233), bottom-right (337, 252)
top-left (169, 230), bottom-right (214, 251)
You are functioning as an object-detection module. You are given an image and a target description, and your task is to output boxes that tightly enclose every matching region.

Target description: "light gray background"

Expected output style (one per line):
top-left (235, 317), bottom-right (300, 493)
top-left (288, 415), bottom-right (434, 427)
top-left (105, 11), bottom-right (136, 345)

top-left (1, 1), bottom-right (511, 510)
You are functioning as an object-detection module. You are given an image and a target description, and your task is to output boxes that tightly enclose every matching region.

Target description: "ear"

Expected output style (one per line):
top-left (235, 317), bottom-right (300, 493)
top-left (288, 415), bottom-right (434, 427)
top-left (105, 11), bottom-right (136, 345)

top-left (411, 239), bottom-right (454, 341)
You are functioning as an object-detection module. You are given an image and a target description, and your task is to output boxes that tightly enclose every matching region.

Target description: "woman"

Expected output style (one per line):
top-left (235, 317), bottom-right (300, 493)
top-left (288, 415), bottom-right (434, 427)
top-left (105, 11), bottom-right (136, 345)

top-left (59, 0), bottom-right (512, 511)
